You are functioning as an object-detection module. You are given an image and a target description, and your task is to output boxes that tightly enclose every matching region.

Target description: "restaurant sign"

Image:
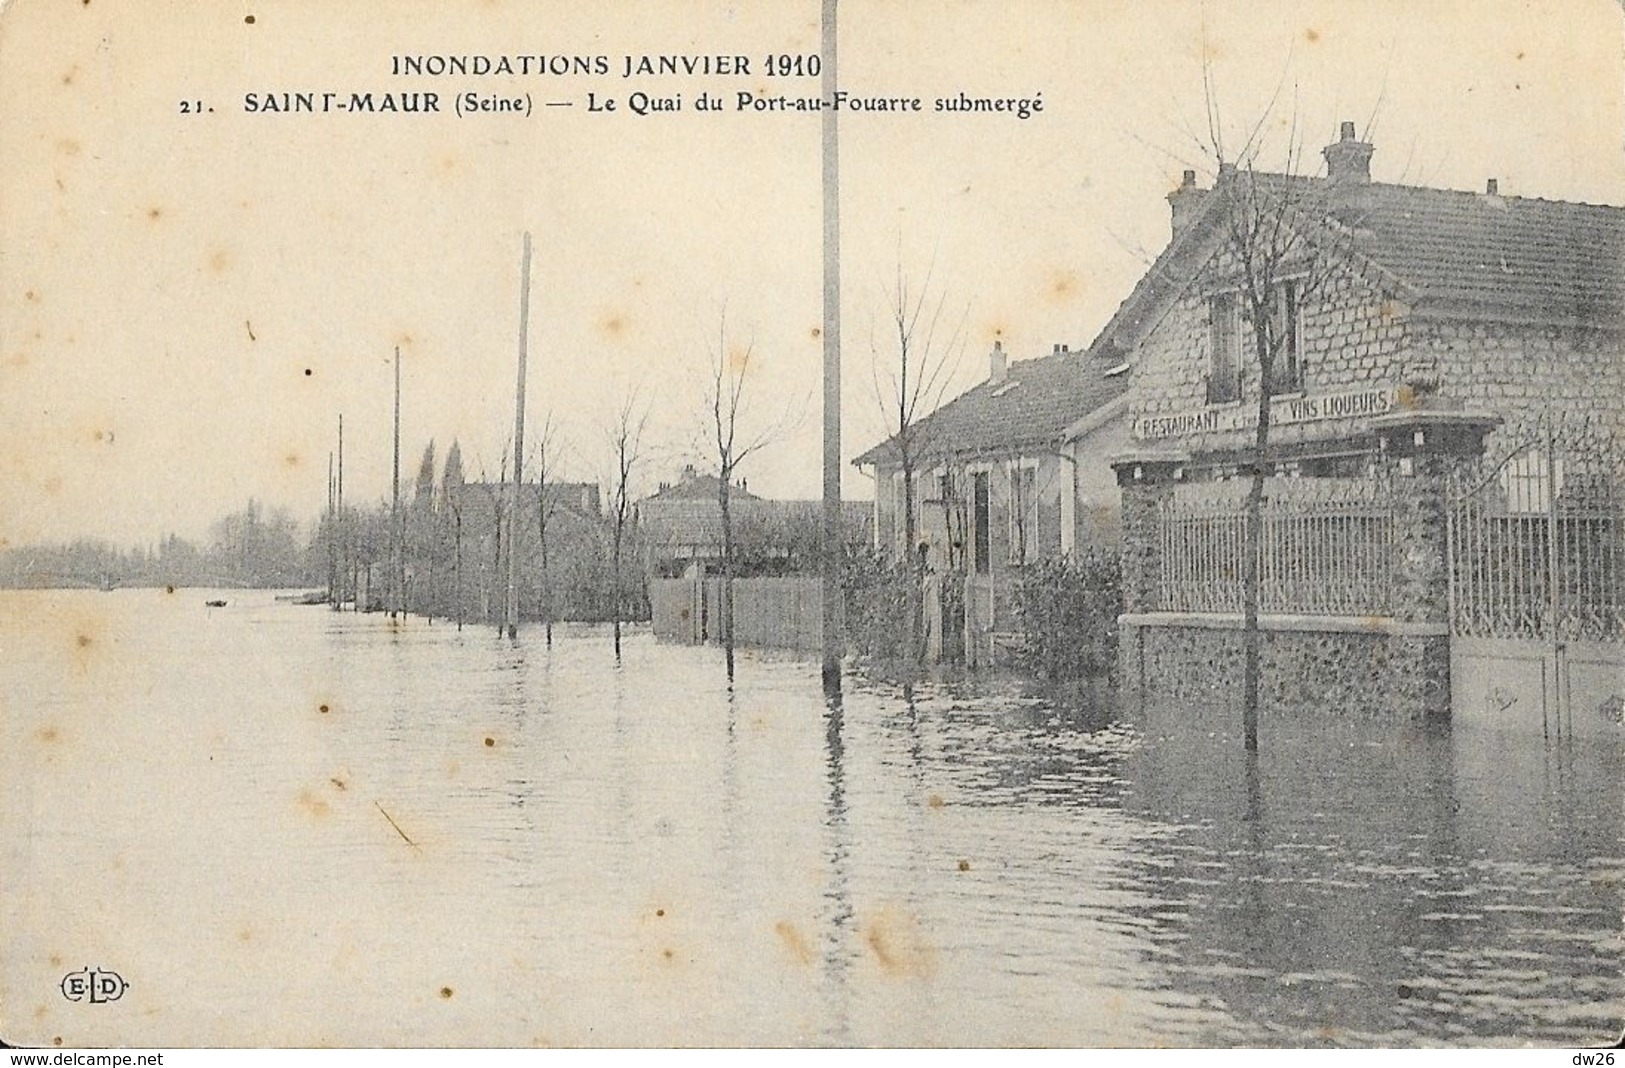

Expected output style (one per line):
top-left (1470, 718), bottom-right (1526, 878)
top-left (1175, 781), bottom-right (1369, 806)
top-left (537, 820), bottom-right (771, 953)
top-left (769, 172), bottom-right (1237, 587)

top-left (1133, 386), bottom-right (1397, 440)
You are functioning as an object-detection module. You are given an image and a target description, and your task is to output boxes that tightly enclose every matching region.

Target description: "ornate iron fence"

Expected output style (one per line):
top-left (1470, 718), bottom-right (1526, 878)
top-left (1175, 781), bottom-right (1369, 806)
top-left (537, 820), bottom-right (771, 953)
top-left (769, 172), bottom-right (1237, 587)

top-left (1448, 427), bottom-right (1625, 643)
top-left (1157, 476), bottom-right (1395, 616)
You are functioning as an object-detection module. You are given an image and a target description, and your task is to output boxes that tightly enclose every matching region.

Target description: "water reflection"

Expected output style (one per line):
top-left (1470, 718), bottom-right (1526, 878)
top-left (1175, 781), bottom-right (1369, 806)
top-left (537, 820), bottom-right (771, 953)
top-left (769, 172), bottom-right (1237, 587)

top-left (2, 590), bottom-right (1618, 1047)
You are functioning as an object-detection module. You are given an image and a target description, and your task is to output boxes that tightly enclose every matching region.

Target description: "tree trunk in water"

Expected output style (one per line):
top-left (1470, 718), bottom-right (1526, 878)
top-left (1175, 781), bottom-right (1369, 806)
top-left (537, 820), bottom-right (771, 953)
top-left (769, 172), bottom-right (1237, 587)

top-left (1241, 317), bottom-right (1274, 752)
top-left (612, 532), bottom-right (623, 660)
top-left (720, 477), bottom-right (736, 682)
top-left (454, 517), bottom-right (464, 632)
top-left (902, 464), bottom-right (922, 688)
top-left (1241, 466), bottom-right (1264, 752)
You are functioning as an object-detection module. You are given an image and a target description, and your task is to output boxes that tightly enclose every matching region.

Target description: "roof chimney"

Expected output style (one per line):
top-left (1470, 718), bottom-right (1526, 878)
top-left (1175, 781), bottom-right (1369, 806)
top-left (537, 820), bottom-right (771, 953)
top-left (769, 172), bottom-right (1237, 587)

top-left (1167, 169), bottom-right (1208, 238)
top-left (1322, 120), bottom-right (1373, 185)
top-left (988, 340), bottom-right (1007, 385)
top-left (1485, 178), bottom-right (1499, 195)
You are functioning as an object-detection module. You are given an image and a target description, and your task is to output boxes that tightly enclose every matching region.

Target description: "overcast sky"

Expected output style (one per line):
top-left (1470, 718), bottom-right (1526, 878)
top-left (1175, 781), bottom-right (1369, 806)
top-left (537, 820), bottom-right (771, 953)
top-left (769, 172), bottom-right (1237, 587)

top-left (2, 0), bottom-right (1622, 546)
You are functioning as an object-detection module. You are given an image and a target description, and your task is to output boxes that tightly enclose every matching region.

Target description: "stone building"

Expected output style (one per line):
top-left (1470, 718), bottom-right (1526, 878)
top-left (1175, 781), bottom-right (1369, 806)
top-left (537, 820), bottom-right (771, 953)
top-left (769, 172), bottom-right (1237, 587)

top-left (1106, 122), bottom-right (1624, 728)
top-left (854, 340), bottom-right (1130, 665)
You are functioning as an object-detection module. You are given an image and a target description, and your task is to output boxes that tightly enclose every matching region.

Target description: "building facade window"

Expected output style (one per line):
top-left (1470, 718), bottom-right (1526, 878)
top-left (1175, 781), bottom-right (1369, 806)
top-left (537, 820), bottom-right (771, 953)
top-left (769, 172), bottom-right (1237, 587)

top-left (1008, 461), bottom-right (1038, 564)
top-left (890, 471), bottom-right (907, 553)
top-left (972, 470), bottom-right (991, 575)
top-left (1208, 292), bottom-right (1241, 404)
top-left (1266, 279), bottom-right (1304, 394)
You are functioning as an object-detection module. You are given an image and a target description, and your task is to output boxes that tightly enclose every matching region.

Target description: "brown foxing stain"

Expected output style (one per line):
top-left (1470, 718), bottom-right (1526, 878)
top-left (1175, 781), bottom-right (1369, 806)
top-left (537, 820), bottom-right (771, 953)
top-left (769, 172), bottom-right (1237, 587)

top-left (862, 906), bottom-right (936, 979)
top-left (774, 920), bottom-right (814, 965)
top-left (53, 1038), bottom-right (62, 1047)
top-left (1048, 269), bottom-right (1082, 303)
top-left (809, 326), bottom-right (821, 339)
top-left (297, 788), bottom-right (332, 819)
top-left (329, 776), bottom-right (347, 791)
top-left (56, 139), bottom-right (81, 157)
top-left (43, 476), bottom-right (63, 496)
top-left (49, 955), bottom-right (62, 968)
top-left (598, 313), bottom-right (628, 340)
top-left (237, 928), bottom-right (253, 943)
top-left (444, 758), bottom-right (461, 779)
top-left (166, 585), bottom-right (175, 593)
top-left (1395, 384), bottom-right (1420, 410)
top-left (33, 1004), bottom-right (47, 1020)
top-left (24, 289), bottom-right (39, 302)
top-left (483, 736), bottom-right (495, 748)
top-left (62, 67), bottom-right (79, 87)
top-left (957, 859), bottom-right (971, 872)
top-left (439, 986), bottom-right (453, 999)
top-left (661, 948), bottom-right (675, 961)
top-left (1304, 27), bottom-right (1321, 43)
top-left (244, 14), bottom-right (256, 24)
top-left (36, 726), bottom-right (60, 744)
top-left (282, 452), bottom-right (301, 469)
top-left (925, 793), bottom-right (944, 809)
top-left (207, 248), bottom-right (232, 274)
top-left (318, 703), bottom-right (330, 714)
top-left (727, 344), bottom-right (754, 374)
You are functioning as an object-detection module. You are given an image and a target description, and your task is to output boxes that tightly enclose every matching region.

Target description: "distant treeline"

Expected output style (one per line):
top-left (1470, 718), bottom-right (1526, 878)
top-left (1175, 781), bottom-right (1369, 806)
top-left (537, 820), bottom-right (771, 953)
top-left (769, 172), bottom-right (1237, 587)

top-left (321, 439), bottom-right (640, 625)
top-left (0, 500), bottom-right (314, 590)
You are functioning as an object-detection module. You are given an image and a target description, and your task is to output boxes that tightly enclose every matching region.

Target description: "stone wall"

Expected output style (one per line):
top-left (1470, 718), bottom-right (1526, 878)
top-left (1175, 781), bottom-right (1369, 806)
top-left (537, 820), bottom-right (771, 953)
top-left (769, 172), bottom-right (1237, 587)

top-left (1123, 616), bottom-right (1448, 723)
top-left (1126, 246), bottom-right (1412, 457)
top-left (1413, 318), bottom-right (1625, 457)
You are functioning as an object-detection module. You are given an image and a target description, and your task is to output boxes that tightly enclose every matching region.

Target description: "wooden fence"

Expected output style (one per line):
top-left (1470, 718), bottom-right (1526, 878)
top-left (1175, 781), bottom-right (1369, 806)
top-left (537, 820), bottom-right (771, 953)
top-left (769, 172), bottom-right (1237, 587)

top-left (649, 574), bottom-right (824, 652)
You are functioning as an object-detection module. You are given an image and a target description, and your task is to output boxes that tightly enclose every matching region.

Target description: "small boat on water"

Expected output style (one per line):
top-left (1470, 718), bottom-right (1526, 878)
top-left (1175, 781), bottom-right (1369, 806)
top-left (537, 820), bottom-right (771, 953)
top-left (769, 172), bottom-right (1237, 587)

top-left (204, 599), bottom-right (228, 608)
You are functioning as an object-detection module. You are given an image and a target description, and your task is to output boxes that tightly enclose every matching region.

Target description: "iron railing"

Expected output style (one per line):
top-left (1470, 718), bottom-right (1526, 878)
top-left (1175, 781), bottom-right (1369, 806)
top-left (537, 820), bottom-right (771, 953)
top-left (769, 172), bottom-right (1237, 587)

top-left (1158, 476), bottom-right (1395, 616)
top-left (1448, 432), bottom-right (1625, 642)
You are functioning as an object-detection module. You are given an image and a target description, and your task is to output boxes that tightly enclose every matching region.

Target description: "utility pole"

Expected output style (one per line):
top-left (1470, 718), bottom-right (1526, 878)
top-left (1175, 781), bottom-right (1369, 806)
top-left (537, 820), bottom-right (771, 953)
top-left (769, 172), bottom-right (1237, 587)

top-left (391, 347), bottom-right (402, 619)
top-left (336, 414), bottom-right (347, 611)
top-left (506, 232), bottom-right (533, 639)
top-left (327, 451), bottom-right (336, 606)
top-left (820, 0), bottom-right (843, 697)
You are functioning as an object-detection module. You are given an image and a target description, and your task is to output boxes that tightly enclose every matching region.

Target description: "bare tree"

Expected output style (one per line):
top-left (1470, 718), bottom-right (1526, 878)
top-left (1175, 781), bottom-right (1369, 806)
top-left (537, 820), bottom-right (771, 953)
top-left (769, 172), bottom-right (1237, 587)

top-left (527, 412), bottom-right (562, 647)
top-left (605, 391), bottom-right (650, 660)
top-left (869, 256), bottom-right (967, 676)
top-left (700, 313), bottom-right (803, 681)
top-left (1200, 101), bottom-right (1371, 749)
top-left (441, 440), bottom-right (466, 630)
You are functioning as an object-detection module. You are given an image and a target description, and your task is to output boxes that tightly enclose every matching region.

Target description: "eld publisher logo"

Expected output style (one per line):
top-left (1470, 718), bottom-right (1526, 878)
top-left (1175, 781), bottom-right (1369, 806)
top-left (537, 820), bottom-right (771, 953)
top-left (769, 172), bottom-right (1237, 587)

top-left (59, 967), bottom-right (128, 1004)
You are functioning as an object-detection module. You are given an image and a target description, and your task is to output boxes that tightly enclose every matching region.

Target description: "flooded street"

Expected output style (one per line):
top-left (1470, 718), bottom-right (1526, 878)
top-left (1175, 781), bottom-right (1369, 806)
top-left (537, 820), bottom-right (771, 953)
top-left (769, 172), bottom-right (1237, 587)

top-left (3, 588), bottom-right (1621, 1047)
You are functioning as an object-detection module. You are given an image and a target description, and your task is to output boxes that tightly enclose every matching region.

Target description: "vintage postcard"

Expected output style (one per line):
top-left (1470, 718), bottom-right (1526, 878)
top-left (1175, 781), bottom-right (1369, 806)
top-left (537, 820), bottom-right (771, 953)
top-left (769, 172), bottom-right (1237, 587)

top-left (2, 0), bottom-right (1622, 1050)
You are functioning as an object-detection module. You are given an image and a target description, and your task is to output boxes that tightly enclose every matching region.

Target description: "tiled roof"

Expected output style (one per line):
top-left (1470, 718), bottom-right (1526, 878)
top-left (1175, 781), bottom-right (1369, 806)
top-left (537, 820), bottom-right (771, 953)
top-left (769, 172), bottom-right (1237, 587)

top-left (853, 347), bottom-right (1129, 468)
top-left (1092, 173), bottom-right (1625, 357)
top-left (1339, 182), bottom-right (1625, 324)
top-left (642, 473), bottom-right (761, 502)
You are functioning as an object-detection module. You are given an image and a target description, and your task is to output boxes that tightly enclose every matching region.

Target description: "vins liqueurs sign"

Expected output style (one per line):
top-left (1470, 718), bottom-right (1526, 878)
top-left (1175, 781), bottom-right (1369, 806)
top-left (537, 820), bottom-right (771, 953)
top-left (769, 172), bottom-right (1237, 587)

top-left (1134, 386), bottom-right (1397, 440)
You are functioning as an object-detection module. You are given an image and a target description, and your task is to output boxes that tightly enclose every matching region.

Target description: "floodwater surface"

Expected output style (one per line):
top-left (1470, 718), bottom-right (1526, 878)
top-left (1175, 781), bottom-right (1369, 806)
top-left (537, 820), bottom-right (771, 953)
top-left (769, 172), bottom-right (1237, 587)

top-left (2, 589), bottom-right (1620, 1047)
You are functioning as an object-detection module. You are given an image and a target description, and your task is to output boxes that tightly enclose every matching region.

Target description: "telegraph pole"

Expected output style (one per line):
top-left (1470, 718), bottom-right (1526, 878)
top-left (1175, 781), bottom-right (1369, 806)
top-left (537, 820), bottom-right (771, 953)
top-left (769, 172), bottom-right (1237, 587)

top-left (391, 347), bottom-right (403, 618)
top-left (820, 0), bottom-right (844, 697)
top-left (505, 232), bottom-right (533, 639)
